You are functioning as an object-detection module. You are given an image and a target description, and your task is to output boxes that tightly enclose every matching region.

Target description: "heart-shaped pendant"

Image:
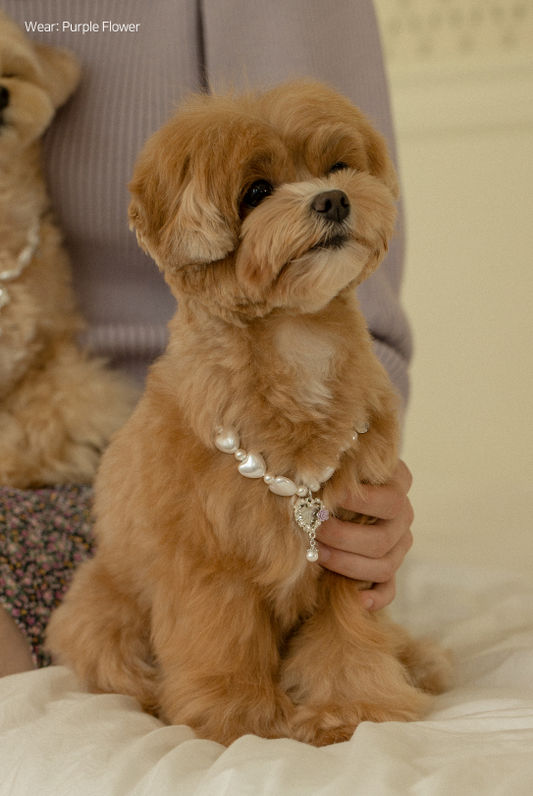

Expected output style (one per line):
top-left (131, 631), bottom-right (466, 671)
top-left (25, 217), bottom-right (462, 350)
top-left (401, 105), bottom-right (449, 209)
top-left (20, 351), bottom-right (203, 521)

top-left (293, 495), bottom-right (330, 534)
top-left (237, 450), bottom-right (266, 479)
top-left (294, 495), bottom-right (330, 563)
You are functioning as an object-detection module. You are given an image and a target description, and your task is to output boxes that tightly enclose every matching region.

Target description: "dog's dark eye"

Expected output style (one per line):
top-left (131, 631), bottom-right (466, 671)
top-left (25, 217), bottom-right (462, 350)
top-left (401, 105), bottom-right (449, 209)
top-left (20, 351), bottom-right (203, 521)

top-left (329, 162), bottom-right (349, 174)
top-left (242, 180), bottom-right (273, 209)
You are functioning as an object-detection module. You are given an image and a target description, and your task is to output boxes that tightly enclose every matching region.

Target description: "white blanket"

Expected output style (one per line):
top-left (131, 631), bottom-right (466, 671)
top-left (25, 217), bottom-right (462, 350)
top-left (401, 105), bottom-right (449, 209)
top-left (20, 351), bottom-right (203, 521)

top-left (1, 559), bottom-right (533, 795)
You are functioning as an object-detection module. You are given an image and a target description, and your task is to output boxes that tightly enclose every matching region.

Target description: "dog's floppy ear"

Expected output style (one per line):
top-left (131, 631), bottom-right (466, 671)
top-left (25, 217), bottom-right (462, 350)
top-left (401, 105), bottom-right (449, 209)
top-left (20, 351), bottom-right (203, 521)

top-left (359, 117), bottom-right (399, 201)
top-left (32, 43), bottom-right (81, 109)
top-left (128, 130), bottom-right (236, 272)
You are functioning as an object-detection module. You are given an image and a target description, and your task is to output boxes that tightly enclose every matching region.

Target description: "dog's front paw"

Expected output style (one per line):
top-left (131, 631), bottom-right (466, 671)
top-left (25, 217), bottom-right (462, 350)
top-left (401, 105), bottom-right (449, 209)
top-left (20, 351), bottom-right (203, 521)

top-left (289, 690), bottom-right (431, 747)
top-left (161, 680), bottom-right (296, 746)
top-left (289, 704), bottom-right (358, 746)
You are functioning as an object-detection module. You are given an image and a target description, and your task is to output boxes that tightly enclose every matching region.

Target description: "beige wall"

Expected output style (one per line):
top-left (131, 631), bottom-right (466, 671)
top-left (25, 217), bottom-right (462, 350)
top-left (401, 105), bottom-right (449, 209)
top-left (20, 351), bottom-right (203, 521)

top-left (375, 2), bottom-right (533, 574)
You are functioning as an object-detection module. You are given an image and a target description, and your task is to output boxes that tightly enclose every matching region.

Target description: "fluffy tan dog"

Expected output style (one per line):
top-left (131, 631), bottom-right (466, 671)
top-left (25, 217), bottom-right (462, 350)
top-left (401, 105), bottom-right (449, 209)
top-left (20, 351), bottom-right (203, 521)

top-left (0, 12), bottom-right (137, 488)
top-left (48, 80), bottom-right (450, 746)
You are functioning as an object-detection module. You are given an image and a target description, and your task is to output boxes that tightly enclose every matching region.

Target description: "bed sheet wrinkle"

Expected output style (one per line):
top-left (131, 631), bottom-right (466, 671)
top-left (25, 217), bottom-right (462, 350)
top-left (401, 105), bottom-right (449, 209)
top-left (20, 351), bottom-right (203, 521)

top-left (197, 735), bottom-right (349, 796)
top-left (428, 689), bottom-right (533, 730)
top-left (353, 721), bottom-right (533, 795)
top-left (128, 733), bottom-right (224, 796)
top-left (455, 640), bottom-right (533, 691)
top-left (2, 560), bottom-right (533, 795)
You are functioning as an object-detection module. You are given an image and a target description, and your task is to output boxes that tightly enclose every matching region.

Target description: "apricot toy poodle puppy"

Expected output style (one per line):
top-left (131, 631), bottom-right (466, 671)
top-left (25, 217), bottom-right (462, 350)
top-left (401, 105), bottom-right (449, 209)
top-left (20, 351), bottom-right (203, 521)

top-left (48, 80), bottom-right (450, 746)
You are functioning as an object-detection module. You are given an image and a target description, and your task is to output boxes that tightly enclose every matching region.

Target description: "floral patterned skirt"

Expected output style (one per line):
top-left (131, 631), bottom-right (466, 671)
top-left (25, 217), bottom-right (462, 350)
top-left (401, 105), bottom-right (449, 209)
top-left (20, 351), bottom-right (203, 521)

top-left (0, 485), bottom-right (95, 667)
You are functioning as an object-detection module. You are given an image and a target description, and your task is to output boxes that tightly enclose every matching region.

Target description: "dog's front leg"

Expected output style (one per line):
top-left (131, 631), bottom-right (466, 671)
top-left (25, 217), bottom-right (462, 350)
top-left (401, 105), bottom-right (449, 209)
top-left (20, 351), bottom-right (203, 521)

top-left (280, 569), bottom-right (431, 746)
top-left (46, 557), bottom-right (158, 711)
top-left (151, 568), bottom-right (295, 745)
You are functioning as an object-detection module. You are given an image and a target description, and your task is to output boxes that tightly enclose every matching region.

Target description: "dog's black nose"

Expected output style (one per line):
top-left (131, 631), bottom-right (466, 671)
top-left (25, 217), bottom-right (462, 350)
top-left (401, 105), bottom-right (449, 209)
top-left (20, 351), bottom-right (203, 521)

top-left (0, 85), bottom-right (9, 111)
top-left (312, 190), bottom-right (350, 223)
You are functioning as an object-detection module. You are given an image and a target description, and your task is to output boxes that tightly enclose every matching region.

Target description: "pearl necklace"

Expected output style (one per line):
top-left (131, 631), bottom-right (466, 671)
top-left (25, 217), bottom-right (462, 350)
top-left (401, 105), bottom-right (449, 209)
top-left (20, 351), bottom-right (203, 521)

top-left (0, 222), bottom-right (40, 315)
top-left (214, 421), bottom-right (369, 562)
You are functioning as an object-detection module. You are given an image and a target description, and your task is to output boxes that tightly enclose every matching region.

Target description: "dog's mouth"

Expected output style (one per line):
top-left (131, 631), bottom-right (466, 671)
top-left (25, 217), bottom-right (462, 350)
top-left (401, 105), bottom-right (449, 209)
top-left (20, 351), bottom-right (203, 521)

top-left (311, 231), bottom-right (350, 251)
top-left (0, 85), bottom-right (11, 131)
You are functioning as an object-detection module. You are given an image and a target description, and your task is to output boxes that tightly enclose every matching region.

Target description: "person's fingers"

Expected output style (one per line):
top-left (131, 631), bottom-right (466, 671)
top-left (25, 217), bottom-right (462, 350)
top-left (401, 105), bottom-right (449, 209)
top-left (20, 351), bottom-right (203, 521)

top-left (317, 524), bottom-right (413, 582)
top-left (317, 495), bottom-right (414, 560)
top-left (336, 459), bottom-right (413, 520)
top-left (315, 459), bottom-right (415, 607)
top-left (359, 578), bottom-right (397, 612)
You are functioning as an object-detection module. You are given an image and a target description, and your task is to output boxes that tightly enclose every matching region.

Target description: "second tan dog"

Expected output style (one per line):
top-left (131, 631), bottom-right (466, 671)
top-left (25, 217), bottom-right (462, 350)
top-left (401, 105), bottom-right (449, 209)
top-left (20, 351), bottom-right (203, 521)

top-left (0, 11), bottom-right (137, 488)
top-left (48, 80), bottom-right (450, 746)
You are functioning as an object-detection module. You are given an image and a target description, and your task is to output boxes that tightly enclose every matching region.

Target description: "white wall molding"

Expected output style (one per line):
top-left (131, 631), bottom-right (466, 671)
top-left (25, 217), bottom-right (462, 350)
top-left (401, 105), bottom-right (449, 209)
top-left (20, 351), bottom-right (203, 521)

top-left (387, 54), bottom-right (533, 136)
top-left (375, 0), bottom-right (533, 64)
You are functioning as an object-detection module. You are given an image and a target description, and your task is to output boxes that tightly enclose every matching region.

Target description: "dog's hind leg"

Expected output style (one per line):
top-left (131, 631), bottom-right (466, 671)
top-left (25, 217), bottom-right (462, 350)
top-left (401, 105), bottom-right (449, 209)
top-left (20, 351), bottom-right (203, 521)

top-left (280, 569), bottom-right (432, 746)
top-left (151, 567), bottom-right (295, 745)
top-left (46, 557), bottom-right (158, 711)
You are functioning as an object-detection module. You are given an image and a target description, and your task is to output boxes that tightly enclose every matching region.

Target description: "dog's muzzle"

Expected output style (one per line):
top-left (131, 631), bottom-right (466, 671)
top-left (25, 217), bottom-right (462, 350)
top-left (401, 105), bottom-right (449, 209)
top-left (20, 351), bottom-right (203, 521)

top-left (311, 189), bottom-right (351, 250)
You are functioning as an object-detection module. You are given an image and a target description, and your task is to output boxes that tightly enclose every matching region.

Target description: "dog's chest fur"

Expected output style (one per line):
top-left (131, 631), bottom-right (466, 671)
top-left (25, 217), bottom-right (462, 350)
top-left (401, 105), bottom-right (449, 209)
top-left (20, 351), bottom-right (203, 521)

top-left (274, 319), bottom-right (335, 410)
top-left (0, 146), bottom-right (46, 246)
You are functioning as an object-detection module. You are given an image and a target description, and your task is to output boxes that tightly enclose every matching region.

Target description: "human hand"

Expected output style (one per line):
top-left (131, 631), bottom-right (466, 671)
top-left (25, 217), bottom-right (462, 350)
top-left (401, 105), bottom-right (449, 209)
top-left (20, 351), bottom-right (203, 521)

top-left (316, 460), bottom-right (414, 612)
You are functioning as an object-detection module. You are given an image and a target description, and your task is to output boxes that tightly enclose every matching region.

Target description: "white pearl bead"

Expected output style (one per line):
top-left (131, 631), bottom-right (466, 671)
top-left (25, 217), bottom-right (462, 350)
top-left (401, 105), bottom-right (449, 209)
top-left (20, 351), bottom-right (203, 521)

top-left (296, 485), bottom-right (308, 497)
top-left (307, 479), bottom-right (320, 493)
top-left (268, 476), bottom-right (297, 496)
top-left (355, 421), bottom-right (370, 434)
top-left (320, 466), bottom-right (336, 482)
top-left (234, 449), bottom-right (247, 461)
top-left (215, 428), bottom-right (240, 454)
top-left (306, 549), bottom-right (319, 563)
top-left (263, 474), bottom-right (275, 485)
top-left (237, 450), bottom-right (267, 478)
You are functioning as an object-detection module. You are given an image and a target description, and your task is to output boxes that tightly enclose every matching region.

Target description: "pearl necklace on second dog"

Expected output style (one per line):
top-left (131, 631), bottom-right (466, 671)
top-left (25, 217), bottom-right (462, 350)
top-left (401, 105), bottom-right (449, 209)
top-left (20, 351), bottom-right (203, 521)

top-left (215, 421), bottom-right (369, 562)
top-left (0, 222), bottom-right (40, 314)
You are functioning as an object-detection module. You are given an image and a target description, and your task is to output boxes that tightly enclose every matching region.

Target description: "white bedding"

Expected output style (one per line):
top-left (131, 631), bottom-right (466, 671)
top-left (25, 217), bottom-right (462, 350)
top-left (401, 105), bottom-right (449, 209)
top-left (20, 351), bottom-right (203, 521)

top-left (1, 559), bottom-right (533, 796)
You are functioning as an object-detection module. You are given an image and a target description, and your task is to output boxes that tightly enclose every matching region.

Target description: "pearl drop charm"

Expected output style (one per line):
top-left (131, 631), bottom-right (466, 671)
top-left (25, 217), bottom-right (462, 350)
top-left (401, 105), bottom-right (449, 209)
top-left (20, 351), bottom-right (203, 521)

top-left (306, 548), bottom-right (319, 563)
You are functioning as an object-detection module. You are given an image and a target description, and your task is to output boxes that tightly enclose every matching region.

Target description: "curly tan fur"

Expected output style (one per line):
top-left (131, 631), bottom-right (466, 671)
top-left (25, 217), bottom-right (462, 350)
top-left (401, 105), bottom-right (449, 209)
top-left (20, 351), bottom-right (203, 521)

top-left (0, 12), bottom-right (138, 487)
top-left (47, 80), bottom-right (450, 745)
